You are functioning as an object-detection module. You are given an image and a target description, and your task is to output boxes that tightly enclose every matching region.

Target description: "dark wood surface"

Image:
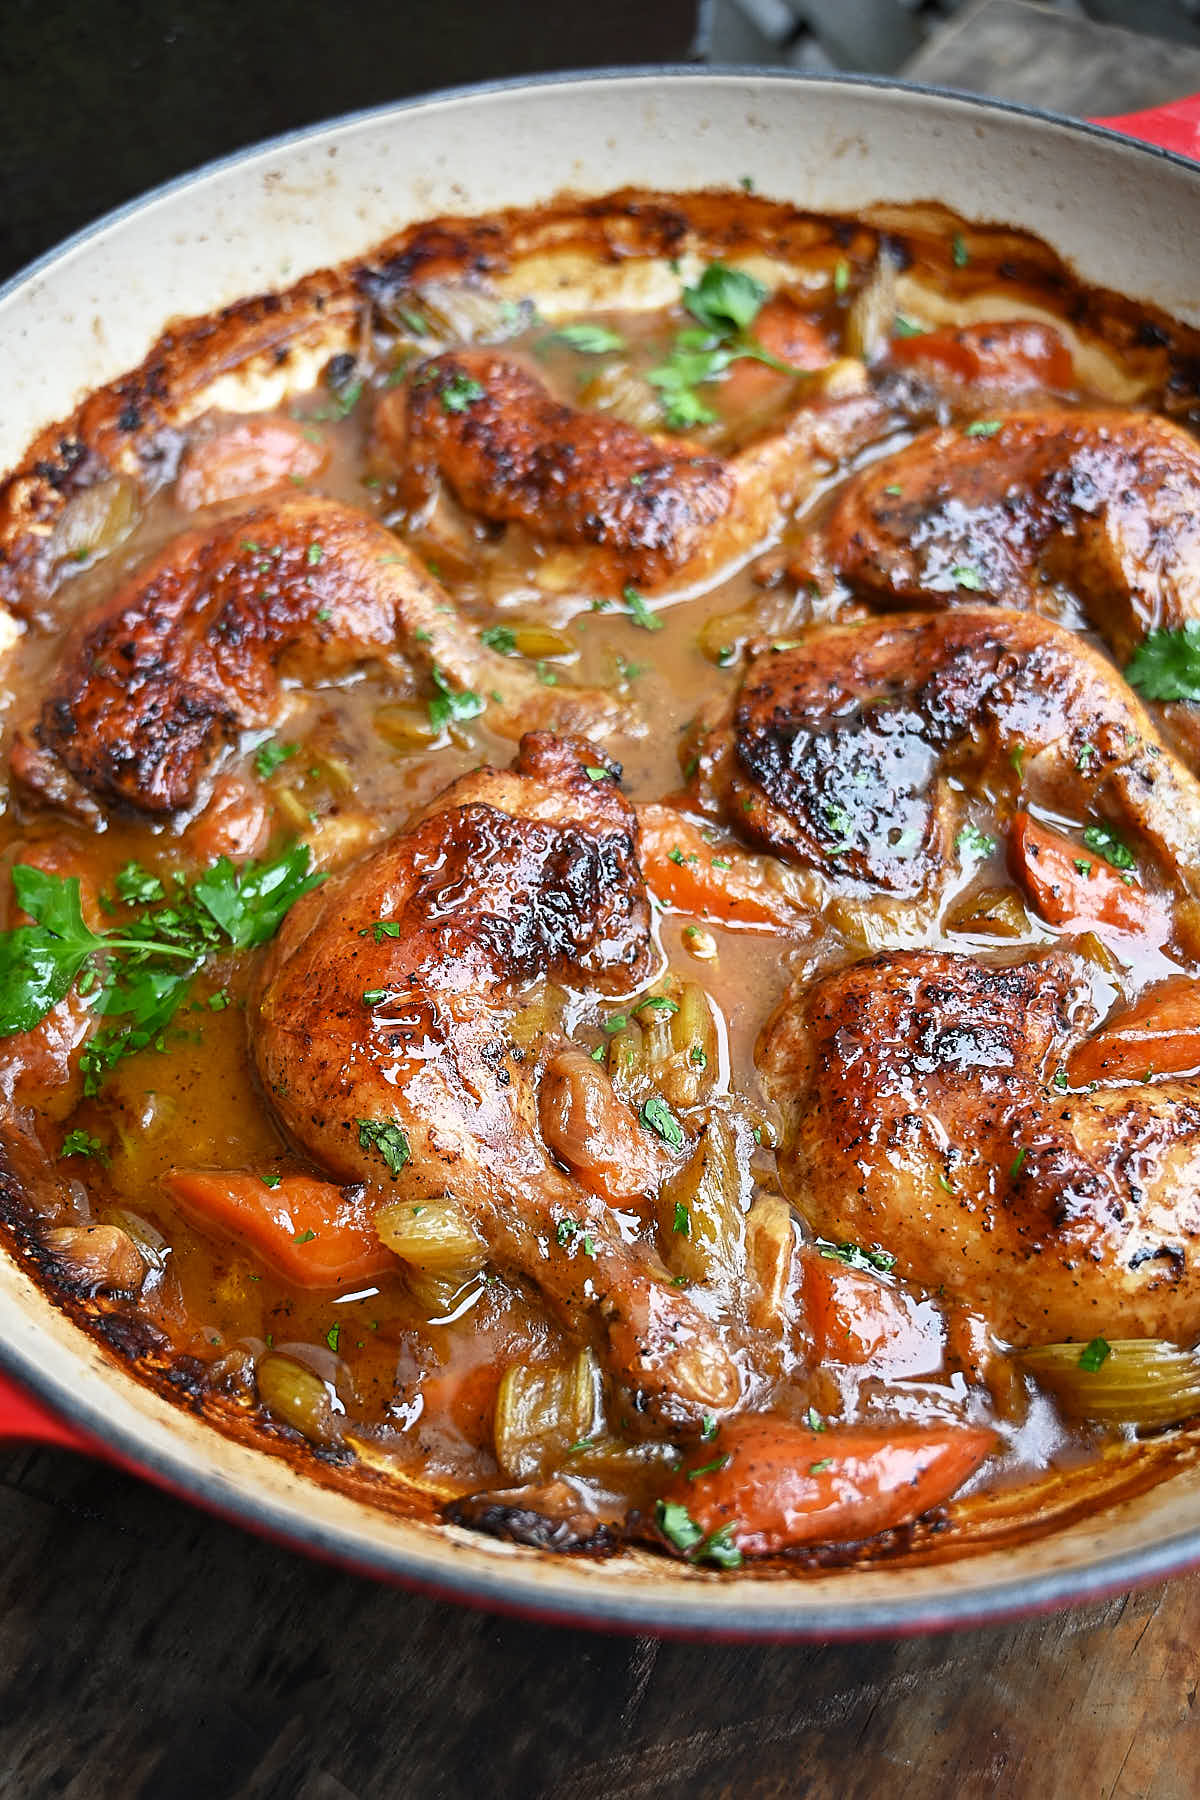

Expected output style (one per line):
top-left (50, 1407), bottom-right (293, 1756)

top-left (4, 5), bottom-right (1200, 1795)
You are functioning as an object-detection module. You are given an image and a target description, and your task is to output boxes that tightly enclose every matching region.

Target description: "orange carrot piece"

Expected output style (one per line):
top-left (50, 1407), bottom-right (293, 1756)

top-left (888, 320), bottom-right (1073, 390)
top-left (660, 1414), bottom-right (995, 1556)
top-left (637, 803), bottom-right (804, 931)
top-left (801, 1250), bottom-right (943, 1375)
top-left (718, 295), bottom-right (832, 415)
top-left (1068, 975), bottom-right (1200, 1087)
top-left (1009, 811), bottom-right (1164, 939)
top-left (165, 1170), bottom-right (396, 1289)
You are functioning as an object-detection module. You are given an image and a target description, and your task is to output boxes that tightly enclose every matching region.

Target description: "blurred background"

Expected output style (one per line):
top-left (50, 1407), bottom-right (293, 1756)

top-left (5, 0), bottom-right (1200, 282)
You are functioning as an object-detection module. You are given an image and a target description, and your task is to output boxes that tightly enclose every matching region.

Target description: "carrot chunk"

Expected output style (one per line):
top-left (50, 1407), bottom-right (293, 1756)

top-left (1009, 811), bottom-right (1165, 939)
top-left (659, 1413), bottom-right (995, 1556)
top-left (165, 1170), bottom-right (396, 1289)
top-left (637, 803), bottom-right (804, 930)
top-left (1068, 975), bottom-right (1200, 1086)
top-left (801, 1249), bottom-right (943, 1375)
top-left (888, 320), bottom-right (1073, 391)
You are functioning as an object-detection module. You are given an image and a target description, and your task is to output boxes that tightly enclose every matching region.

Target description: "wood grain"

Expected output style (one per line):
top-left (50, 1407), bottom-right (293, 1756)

top-left (0, 1443), bottom-right (1197, 1799)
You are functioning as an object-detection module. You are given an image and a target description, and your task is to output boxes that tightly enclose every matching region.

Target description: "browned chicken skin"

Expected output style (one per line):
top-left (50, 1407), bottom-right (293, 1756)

top-left (381, 350), bottom-right (735, 588)
top-left (252, 733), bottom-right (741, 1429)
top-left (824, 407), bottom-right (1200, 663)
top-left (694, 607), bottom-right (1200, 898)
top-left (12, 495), bottom-right (616, 821)
top-left (761, 948), bottom-right (1200, 1345)
top-left (376, 349), bottom-right (893, 594)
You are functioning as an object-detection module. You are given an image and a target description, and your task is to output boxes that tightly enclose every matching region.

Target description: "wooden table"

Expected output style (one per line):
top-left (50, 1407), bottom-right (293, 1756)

top-left (4, 4), bottom-right (1200, 1795)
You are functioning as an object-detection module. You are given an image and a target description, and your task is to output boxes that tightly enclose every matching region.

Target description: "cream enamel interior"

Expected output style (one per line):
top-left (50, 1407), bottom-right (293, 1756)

top-left (4, 71), bottom-right (1200, 1633)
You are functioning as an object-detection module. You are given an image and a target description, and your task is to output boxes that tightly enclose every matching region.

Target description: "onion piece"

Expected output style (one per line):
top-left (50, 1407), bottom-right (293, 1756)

top-left (1019, 1339), bottom-right (1200, 1427)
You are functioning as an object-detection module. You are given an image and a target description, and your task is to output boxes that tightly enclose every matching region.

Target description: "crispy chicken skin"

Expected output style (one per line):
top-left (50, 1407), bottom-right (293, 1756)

top-left (376, 349), bottom-right (893, 593)
top-left (761, 948), bottom-right (1200, 1345)
top-left (693, 607), bottom-right (1200, 898)
top-left (824, 407), bottom-right (1200, 662)
top-left (12, 495), bottom-right (614, 820)
top-left (380, 350), bottom-right (735, 587)
top-left (252, 733), bottom-right (740, 1428)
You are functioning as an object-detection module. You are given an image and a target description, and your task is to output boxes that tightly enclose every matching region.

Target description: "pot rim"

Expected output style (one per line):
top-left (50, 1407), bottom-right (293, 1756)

top-left (4, 63), bottom-right (1200, 1638)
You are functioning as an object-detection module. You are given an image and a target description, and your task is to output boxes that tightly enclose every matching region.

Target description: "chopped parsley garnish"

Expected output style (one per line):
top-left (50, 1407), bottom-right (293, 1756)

top-left (635, 995), bottom-right (680, 1016)
top-left (892, 315), bottom-right (925, 338)
top-left (325, 1324), bottom-right (341, 1353)
top-left (115, 862), bottom-right (165, 906)
top-left (809, 1458), bottom-right (834, 1475)
top-left (1125, 623), bottom-right (1200, 702)
top-left (254, 739), bottom-right (299, 779)
top-left (697, 1525), bottom-right (742, 1570)
top-left (261, 1172), bottom-right (282, 1189)
top-left (648, 262), bottom-right (800, 431)
top-left (623, 585), bottom-right (664, 632)
top-left (427, 666), bottom-right (485, 733)
top-left (362, 988), bottom-right (387, 1006)
top-left (1053, 1067), bottom-right (1069, 1091)
top-left (687, 1454), bottom-right (730, 1481)
top-left (603, 1014), bottom-right (628, 1034)
top-left (1082, 823), bottom-right (1136, 873)
top-left (583, 766), bottom-right (610, 782)
top-left (60, 1128), bottom-right (103, 1160)
top-left (552, 323), bottom-right (626, 354)
top-left (833, 259), bottom-right (850, 296)
top-left (480, 625), bottom-right (517, 655)
top-left (439, 374), bottom-right (485, 413)
top-left (673, 1201), bottom-right (691, 1236)
top-left (639, 1093), bottom-right (685, 1149)
top-left (805, 1407), bottom-right (825, 1432)
top-left (700, 1413), bottom-right (718, 1442)
top-left (951, 564), bottom-right (984, 591)
top-left (1078, 1337), bottom-right (1111, 1373)
top-left (0, 846), bottom-right (322, 1091)
top-left (1010, 743), bottom-right (1026, 779)
top-left (965, 419), bottom-right (1001, 437)
top-left (952, 233), bottom-right (969, 268)
top-left (689, 1045), bottom-right (707, 1068)
top-left (293, 1230), bottom-right (316, 1245)
top-left (306, 542), bottom-right (323, 567)
top-left (656, 1498), bottom-right (704, 1553)
top-left (356, 1117), bottom-right (411, 1176)
top-left (816, 1238), bottom-right (896, 1275)
top-left (1010, 1147), bottom-right (1027, 1179)
top-left (956, 824), bottom-right (997, 859)
top-left (1074, 858), bottom-right (1093, 876)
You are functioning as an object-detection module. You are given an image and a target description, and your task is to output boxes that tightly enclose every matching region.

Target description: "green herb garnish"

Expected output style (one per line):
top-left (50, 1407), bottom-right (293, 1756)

top-left (427, 666), bottom-right (485, 733)
top-left (623, 585), bottom-right (663, 632)
top-left (439, 374), bottom-right (485, 413)
top-left (956, 824), bottom-right (997, 859)
top-left (816, 1238), bottom-right (896, 1275)
top-left (356, 1117), bottom-right (411, 1176)
top-left (1082, 823), bottom-right (1136, 873)
top-left (1125, 623), bottom-right (1200, 701)
top-left (552, 323), bottom-right (626, 354)
top-left (640, 1093), bottom-right (685, 1149)
top-left (254, 739), bottom-right (299, 779)
top-left (1078, 1337), bottom-right (1111, 1373)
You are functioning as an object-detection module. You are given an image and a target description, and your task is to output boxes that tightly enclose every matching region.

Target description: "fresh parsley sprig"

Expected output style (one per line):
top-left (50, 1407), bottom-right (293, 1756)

top-left (648, 263), bottom-right (804, 432)
top-left (1125, 623), bottom-right (1200, 702)
top-left (0, 844), bottom-right (324, 1090)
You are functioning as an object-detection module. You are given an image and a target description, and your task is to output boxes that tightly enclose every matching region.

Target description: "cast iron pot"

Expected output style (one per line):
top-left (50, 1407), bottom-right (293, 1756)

top-left (1, 69), bottom-right (1198, 1638)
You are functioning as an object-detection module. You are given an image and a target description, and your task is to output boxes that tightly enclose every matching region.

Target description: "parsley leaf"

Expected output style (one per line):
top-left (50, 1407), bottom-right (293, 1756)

top-left (656, 1498), bottom-right (705, 1553)
top-left (480, 625), bottom-right (516, 655)
top-left (965, 419), bottom-right (1001, 438)
top-left (1078, 1337), bottom-right (1111, 1373)
top-left (816, 1238), bottom-right (896, 1274)
top-left (60, 1128), bottom-right (104, 1160)
top-left (951, 564), bottom-right (984, 591)
top-left (115, 862), bottom-right (165, 905)
top-left (956, 824), bottom-right (997, 859)
top-left (254, 739), bottom-right (299, 779)
top-left (0, 847), bottom-right (322, 1087)
top-left (682, 263), bottom-right (766, 335)
top-left (427, 666), bottom-right (485, 733)
top-left (552, 323), bottom-right (626, 354)
top-left (1082, 823), bottom-right (1136, 873)
top-left (623, 586), bottom-right (664, 632)
top-left (639, 1093), bottom-right (685, 1149)
top-left (1125, 623), bottom-right (1200, 702)
top-left (356, 1117), bottom-right (411, 1177)
top-left (439, 374), bottom-right (485, 413)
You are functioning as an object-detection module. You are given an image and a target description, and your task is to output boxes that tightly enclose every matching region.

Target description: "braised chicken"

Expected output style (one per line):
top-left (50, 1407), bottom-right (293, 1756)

top-left (824, 407), bottom-right (1200, 662)
top-left (690, 607), bottom-right (1200, 902)
top-left (252, 733), bottom-right (740, 1429)
top-left (761, 948), bottom-right (1200, 1346)
top-left (11, 495), bottom-right (615, 821)
top-left (375, 348), bottom-right (893, 594)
